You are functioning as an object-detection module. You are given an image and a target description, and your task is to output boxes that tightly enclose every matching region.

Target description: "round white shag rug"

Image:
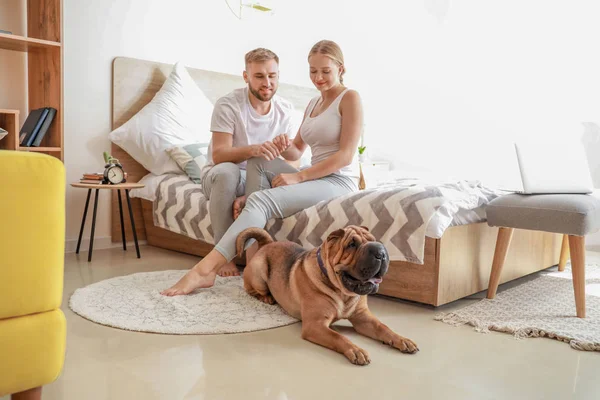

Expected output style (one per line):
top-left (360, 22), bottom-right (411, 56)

top-left (69, 270), bottom-right (299, 335)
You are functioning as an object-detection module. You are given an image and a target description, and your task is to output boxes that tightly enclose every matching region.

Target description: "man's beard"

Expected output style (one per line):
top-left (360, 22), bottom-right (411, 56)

top-left (249, 85), bottom-right (275, 102)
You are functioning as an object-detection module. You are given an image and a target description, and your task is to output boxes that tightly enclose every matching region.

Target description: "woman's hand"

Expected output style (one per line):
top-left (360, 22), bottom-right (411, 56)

top-left (272, 134), bottom-right (291, 153)
top-left (272, 172), bottom-right (304, 188)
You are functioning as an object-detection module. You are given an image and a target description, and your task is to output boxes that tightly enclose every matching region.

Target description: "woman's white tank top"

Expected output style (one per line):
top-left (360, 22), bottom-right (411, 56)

top-left (300, 88), bottom-right (354, 176)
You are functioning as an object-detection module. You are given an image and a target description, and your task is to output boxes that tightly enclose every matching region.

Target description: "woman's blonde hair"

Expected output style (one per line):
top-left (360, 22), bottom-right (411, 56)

top-left (308, 40), bottom-right (345, 84)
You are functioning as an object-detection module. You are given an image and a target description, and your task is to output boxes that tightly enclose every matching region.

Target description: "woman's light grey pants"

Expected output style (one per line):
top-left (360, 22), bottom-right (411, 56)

top-left (214, 157), bottom-right (357, 262)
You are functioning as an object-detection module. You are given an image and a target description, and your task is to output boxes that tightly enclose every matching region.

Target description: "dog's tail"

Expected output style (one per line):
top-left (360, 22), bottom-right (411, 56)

top-left (236, 227), bottom-right (274, 256)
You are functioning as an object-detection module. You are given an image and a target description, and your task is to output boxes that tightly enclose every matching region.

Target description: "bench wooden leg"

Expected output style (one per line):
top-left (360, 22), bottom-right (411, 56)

top-left (11, 386), bottom-right (42, 400)
top-left (487, 227), bottom-right (514, 299)
top-left (568, 235), bottom-right (586, 318)
top-left (559, 234), bottom-right (570, 272)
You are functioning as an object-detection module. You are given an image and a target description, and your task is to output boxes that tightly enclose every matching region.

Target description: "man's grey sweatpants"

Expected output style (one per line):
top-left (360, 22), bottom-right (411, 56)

top-left (201, 163), bottom-right (246, 244)
top-left (214, 157), bottom-right (357, 262)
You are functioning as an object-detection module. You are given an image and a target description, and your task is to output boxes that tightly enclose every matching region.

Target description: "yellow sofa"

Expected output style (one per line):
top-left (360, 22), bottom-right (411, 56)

top-left (0, 151), bottom-right (66, 399)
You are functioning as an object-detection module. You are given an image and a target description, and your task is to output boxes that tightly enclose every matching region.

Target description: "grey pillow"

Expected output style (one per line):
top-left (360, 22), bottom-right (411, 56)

top-left (166, 143), bottom-right (209, 183)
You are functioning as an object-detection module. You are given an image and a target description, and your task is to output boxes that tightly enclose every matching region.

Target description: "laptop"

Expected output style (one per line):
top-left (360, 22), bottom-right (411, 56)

top-left (514, 141), bottom-right (594, 194)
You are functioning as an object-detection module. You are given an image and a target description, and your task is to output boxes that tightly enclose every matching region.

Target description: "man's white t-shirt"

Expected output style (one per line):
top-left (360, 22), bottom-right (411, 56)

top-left (202, 87), bottom-right (296, 177)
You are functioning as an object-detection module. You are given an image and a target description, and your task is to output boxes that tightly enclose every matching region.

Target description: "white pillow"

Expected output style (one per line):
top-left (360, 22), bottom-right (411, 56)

top-left (109, 61), bottom-right (214, 175)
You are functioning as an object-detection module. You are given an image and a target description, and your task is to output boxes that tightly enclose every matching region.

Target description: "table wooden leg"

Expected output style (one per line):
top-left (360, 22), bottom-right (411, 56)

top-left (88, 188), bottom-right (99, 262)
top-left (76, 189), bottom-right (92, 254)
top-left (117, 189), bottom-right (127, 251)
top-left (125, 189), bottom-right (141, 258)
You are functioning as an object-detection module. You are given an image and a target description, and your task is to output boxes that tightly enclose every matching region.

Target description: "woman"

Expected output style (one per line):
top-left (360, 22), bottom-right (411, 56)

top-left (161, 40), bottom-right (363, 296)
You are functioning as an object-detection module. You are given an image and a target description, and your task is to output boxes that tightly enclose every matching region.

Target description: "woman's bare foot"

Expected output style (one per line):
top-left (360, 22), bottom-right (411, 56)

top-left (232, 196), bottom-right (247, 220)
top-left (218, 262), bottom-right (240, 277)
top-left (160, 268), bottom-right (217, 296)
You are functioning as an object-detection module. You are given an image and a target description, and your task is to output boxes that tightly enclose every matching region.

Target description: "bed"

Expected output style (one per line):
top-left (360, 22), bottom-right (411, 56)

top-left (110, 56), bottom-right (562, 306)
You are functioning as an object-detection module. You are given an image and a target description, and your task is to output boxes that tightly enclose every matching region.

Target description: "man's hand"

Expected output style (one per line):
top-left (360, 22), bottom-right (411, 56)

top-left (252, 141), bottom-right (281, 161)
top-left (272, 134), bottom-right (291, 153)
top-left (272, 172), bottom-right (304, 188)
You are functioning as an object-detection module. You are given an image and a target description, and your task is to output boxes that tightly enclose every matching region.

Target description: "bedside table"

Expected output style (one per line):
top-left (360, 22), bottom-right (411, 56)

top-left (71, 182), bottom-right (144, 261)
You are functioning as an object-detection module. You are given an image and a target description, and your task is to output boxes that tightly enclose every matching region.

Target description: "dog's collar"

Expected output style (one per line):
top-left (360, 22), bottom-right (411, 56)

top-left (316, 247), bottom-right (328, 277)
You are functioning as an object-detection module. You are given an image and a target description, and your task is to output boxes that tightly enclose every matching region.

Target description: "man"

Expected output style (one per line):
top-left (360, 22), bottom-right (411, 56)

top-left (200, 48), bottom-right (295, 277)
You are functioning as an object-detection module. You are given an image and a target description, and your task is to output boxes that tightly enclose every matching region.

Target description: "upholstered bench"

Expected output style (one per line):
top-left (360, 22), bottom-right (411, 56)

top-left (485, 193), bottom-right (600, 318)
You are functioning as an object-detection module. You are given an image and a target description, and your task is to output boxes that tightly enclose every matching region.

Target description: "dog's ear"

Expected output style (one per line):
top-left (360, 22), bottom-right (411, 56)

top-left (327, 229), bottom-right (346, 241)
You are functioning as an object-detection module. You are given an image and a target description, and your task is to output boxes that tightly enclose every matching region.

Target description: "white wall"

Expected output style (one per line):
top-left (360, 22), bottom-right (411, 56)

top-left (55, 0), bottom-right (600, 249)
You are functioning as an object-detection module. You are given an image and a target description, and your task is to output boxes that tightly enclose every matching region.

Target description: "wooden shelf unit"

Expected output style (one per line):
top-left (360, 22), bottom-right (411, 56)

top-left (0, 0), bottom-right (63, 161)
top-left (0, 109), bottom-right (19, 151)
top-left (0, 32), bottom-right (61, 52)
top-left (19, 146), bottom-right (62, 152)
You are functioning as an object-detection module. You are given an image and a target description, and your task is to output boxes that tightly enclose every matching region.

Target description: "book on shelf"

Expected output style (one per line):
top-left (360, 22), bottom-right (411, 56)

top-left (19, 108), bottom-right (46, 146)
top-left (19, 107), bottom-right (57, 147)
top-left (79, 179), bottom-right (104, 185)
top-left (31, 108), bottom-right (57, 147)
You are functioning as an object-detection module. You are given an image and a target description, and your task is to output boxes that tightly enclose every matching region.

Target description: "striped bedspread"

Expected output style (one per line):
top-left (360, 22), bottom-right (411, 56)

top-left (152, 175), bottom-right (501, 264)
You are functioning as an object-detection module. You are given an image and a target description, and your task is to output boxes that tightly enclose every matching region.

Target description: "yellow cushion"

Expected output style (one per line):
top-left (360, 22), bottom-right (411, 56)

top-left (0, 151), bottom-right (65, 319)
top-left (0, 309), bottom-right (67, 396)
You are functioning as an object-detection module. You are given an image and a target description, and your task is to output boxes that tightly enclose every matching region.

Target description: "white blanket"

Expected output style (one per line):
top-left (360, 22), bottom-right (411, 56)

top-left (148, 175), bottom-right (501, 263)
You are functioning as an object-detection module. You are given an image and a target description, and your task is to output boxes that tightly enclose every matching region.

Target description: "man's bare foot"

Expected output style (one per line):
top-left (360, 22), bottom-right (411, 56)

top-left (233, 196), bottom-right (247, 220)
top-left (218, 262), bottom-right (240, 277)
top-left (160, 268), bottom-right (217, 296)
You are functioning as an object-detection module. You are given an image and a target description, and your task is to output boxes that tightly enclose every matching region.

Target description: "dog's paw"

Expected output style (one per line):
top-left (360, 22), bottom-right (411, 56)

top-left (389, 337), bottom-right (419, 354)
top-left (344, 347), bottom-right (371, 366)
top-left (258, 294), bottom-right (276, 305)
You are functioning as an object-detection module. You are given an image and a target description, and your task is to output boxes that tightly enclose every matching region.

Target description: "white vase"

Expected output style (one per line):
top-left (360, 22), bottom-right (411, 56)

top-left (358, 163), bottom-right (366, 190)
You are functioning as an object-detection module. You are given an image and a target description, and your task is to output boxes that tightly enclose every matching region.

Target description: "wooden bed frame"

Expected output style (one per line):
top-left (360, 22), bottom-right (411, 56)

top-left (110, 57), bottom-right (562, 306)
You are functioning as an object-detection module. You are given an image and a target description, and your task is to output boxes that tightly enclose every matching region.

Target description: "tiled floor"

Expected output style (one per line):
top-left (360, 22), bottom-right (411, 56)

top-left (4, 246), bottom-right (600, 400)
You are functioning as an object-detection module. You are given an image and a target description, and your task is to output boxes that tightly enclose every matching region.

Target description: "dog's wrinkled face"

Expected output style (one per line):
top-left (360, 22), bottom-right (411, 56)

top-left (324, 226), bottom-right (389, 296)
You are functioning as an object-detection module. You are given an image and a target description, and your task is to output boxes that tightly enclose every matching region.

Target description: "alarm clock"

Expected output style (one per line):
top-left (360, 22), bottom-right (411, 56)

top-left (103, 158), bottom-right (126, 184)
